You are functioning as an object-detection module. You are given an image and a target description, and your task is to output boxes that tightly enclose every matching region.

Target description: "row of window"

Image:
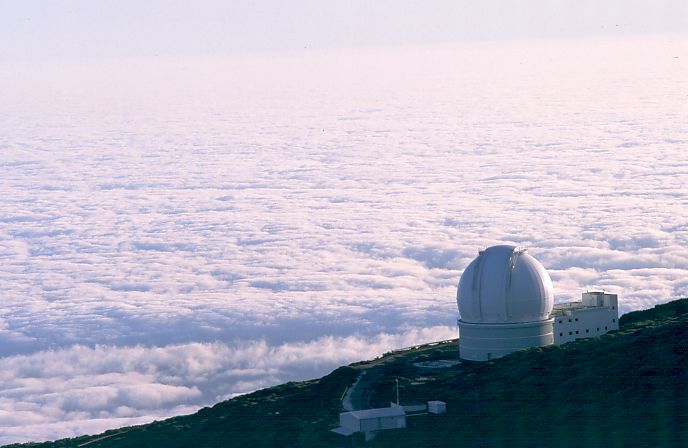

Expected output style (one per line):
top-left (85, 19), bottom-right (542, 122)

top-left (559, 326), bottom-right (609, 337)
top-left (559, 317), bottom-right (582, 323)
top-left (557, 318), bottom-right (616, 324)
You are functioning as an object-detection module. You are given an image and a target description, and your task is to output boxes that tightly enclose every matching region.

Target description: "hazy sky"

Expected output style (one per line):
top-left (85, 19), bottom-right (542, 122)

top-left (1, 0), bottom-right (687, 62)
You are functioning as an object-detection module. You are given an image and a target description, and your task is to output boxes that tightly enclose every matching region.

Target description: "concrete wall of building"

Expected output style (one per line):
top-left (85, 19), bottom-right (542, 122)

top-left (340, 413), bottom-right (360, 431)
top-left (553, 306), bottom-right (618, 344)
top-left (553, 292), bottom-right (618, 344)
top-left (340, 408), bottom-right (407, 434)
top-left (380, 416), bottom-right (406, 430)
top-left (458, 319), bottom-right (554, 361)
top-left (359, 418), bottom-right (377, 432)
top-left (359, 416), bottom-right (406, 432)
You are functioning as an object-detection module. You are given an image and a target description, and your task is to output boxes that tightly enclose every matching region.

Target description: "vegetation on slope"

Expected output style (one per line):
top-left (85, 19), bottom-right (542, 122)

top-left (8, 298), bottom-right (688, 448)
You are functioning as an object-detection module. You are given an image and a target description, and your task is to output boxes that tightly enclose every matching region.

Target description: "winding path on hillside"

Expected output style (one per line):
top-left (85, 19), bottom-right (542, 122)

top-left (342, 368), bottom-right (387, 411)
top-left (340, 350), bottom-right (412, 411)
top-left (341, 340), bottom-right (460, 411)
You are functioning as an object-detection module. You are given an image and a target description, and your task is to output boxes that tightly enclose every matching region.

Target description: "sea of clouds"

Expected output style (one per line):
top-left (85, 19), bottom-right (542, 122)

top-left (1, 35), bottom-right (687, 444)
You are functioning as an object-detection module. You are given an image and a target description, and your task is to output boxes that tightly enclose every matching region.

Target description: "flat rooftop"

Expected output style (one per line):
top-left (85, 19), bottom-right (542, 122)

top-left (551, 301), bottom-right (612, 316)
top-left (344, 407), bottom-right (405, 419)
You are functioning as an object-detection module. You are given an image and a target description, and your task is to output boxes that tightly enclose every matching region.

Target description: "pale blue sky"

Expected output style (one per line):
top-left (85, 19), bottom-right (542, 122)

top-left (1, 0), bottom-right (687, 62)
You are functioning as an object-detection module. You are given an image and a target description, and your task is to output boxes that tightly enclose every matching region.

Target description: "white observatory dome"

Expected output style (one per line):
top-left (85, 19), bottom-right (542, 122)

top-left (457, 245), bottom-right (554, 324)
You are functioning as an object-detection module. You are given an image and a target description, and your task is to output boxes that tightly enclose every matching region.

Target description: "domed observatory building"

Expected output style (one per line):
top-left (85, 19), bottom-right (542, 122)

top-left (457, 245), bottom-right (555, 361)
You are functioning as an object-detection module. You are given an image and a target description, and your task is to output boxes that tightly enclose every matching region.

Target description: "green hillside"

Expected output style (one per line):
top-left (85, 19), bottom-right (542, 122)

top-left (9, 298), bottom-right (688, 448)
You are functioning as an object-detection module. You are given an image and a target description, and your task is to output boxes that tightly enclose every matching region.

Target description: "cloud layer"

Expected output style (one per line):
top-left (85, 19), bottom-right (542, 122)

top-left (1, 35), bottom-right (687, 443)
top-left (0, 328), bottom-right (455, 444)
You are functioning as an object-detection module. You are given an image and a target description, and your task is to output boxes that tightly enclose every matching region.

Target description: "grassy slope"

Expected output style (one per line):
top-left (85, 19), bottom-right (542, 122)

top-left (9, 298), bottom-right (688, 448)
top-left (373, 298), bottom-right (688, 447)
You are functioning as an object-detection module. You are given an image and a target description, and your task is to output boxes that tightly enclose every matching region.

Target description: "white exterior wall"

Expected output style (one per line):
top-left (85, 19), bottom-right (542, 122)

top-left (458, 318), bottom-right (554, 361)
top-left (359, 415), bottom-right (405, 431)
top-left (553, 293), bottom-right (619, 344)
top-left (359, 418), bottom-right (378, 432)
top-left (339, 408), bottom-right (406, 433)
top-left (340, 412), bottom-right (360, 432)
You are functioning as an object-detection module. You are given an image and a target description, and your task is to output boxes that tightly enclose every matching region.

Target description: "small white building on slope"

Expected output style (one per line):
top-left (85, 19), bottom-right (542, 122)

top-left (333, 401), bottom-right (447, 439)
top-left (457, 245), bottom-right (618, 361)
top-left (332, 405), bottom-right (406, 440)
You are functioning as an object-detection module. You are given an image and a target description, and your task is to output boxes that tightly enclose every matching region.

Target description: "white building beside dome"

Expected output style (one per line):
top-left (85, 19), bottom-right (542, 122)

top-left (457, 245), bottom-right (618, 361)
top-left (552, 291), bottom-right (619, 344)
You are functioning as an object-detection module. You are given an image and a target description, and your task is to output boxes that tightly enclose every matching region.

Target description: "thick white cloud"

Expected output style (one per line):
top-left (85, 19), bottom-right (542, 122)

top-left (0, 34), bottom-right (687, 443)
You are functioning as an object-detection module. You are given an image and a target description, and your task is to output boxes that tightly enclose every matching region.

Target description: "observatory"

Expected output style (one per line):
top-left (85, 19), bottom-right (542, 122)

top-left (457, 245), bottom-right (618, 361)
top-left (457, 245), bottom-right (554, 361)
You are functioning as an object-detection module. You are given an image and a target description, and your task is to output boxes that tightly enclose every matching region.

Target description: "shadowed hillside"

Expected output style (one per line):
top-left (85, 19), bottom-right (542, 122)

top-left (8, 298), bottom-right (688, 448)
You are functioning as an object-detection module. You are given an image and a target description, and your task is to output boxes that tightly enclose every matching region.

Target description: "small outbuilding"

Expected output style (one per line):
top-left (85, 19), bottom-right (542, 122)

top-left (427, 400), bottom-right (446, 414)
top-left (333, 406), bottom-right (406, 436)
